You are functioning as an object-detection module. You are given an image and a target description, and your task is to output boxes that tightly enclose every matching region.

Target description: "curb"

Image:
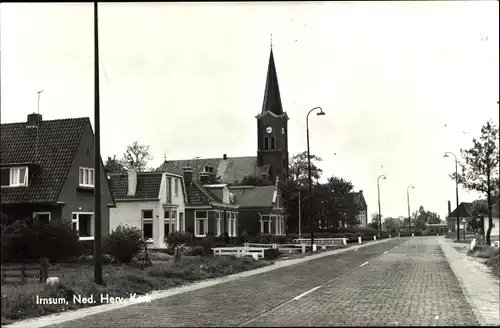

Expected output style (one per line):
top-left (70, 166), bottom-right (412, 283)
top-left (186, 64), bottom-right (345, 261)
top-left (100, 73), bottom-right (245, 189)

top-left (5, 238), bottom-right (391, 328)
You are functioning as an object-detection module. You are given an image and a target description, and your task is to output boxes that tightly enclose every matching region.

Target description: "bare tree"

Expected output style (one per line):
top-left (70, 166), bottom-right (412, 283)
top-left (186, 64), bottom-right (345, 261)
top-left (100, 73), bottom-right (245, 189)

top-left (120, 141), bottom-right (154, 172)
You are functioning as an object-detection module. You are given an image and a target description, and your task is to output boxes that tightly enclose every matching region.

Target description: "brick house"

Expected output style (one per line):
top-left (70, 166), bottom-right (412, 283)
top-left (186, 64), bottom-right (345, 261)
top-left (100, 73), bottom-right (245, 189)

top-left (349, 190), bottom-right (368, 228)
top-left (108, 168), bottom-right (187, 248)
top-left (0, 114), bottom-right (115, 241)
top-left (229, 183), bottom-right (285, 235)
top-left (182, 167), bottom-right (240, 238)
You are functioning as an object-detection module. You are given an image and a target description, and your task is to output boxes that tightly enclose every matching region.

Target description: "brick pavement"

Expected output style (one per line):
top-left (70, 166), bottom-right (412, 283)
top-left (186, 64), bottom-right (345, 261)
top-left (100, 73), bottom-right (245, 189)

top-left (438, 237), bottom-right (500, 326)
top-left (241, 237), bottom-right (479, 327)
top-left (43, 240), bottom-right (403, 328)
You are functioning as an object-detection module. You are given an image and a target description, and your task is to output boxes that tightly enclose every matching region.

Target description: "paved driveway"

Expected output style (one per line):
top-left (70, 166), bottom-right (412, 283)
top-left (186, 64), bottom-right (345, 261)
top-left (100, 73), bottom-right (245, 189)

top-left (47, 238), bottom-right (478, 327)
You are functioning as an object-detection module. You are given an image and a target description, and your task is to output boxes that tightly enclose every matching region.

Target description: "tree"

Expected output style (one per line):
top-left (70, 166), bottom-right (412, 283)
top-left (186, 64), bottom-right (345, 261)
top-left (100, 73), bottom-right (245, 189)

top-left (236, 175), bottom-right (273, 186)
top-left (120, 141), bottom-right (154, 172)
top-left (289, 151), bottom-right (323, 186)
top-left (368, 213), bottom-right (380, 230)
top-left (411, 206), bottom-right (442, 232)
top-left (383, 217), bottom-right (403, 234)
top-left (455, 120), bottom-right (499, 244)
top-left (278, 175), bottom-right (358, 233)
top-left (104, 155), bottom-right (125, 173)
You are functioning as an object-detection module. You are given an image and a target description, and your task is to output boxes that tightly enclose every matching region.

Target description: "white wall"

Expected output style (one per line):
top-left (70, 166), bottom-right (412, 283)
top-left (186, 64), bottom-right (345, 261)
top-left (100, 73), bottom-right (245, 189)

top-left (109, 200), bottom-right (164, 248)
top-left (160, 173), bottom-right (186, 234)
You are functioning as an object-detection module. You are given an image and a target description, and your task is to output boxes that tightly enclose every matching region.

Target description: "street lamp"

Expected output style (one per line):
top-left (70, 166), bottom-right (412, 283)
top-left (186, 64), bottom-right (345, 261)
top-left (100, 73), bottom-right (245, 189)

top-left (306, 106), bottom-right (325, 247)
top-left (377, 175), bottom-right (386, 239)
top-left (407, 185), bottom-right (415, 233)
top-left (444, 152), bottom-right (460, 241)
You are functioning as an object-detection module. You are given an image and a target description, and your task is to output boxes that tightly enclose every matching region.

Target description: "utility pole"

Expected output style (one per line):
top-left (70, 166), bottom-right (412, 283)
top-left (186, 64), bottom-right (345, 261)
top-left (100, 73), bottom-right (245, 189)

top-left (298, 191), bottom-right (301, 238)
top-left (93, 1), bottom-right (103, 285)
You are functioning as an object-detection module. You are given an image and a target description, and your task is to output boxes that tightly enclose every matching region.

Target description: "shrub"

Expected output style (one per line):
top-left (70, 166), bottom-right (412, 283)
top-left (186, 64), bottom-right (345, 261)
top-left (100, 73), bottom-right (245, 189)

top-left (201, 236), bottom-right (216, 255)
top-left (166, 232), bottom-right (192, 248)
top-left (103, 225), bottom-right (145, 264)
top-left (183, 246), bottom-right (205, 256)
top-left (1, 219), bottom-right (81, 263)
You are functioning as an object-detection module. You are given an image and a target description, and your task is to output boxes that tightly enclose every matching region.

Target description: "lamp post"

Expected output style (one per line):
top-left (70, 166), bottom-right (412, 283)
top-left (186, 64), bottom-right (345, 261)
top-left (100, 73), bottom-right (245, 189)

top-left (407, 185), bottom-right (415, 233)
top-left (444, 152), bottom-right (460, 241)
top-left (377, 175), bottom-right (386, 239)
top-left (306, 106), bottom-right (325, 247)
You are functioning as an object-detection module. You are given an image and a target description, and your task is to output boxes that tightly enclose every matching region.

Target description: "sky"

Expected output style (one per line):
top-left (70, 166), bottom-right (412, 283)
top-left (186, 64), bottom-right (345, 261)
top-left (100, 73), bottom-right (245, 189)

top-left (1, 2), bottom-right (499, 221)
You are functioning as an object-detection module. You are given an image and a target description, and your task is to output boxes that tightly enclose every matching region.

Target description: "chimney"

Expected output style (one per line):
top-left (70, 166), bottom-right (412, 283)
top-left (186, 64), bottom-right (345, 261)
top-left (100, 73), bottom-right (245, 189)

top-left (27, 113), bottom-right (42, 127)
top-left (223, 154), bottom-right (228, 160)
top-left (199, 171), bottom-right (209, 184)
top-left (183, 166), bottom-right (193, 183)
top-left (447, 200), bottom-right (451, 217)
top-left (127, 166), bottom-right (137, 197)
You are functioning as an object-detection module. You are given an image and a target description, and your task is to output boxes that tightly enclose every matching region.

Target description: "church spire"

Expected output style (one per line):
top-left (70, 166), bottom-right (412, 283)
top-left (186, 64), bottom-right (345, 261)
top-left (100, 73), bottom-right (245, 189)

top-left (261, 47), bottom-right (284, 115)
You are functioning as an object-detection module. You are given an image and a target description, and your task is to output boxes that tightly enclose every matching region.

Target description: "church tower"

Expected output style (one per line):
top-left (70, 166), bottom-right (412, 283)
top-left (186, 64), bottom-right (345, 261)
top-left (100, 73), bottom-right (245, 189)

top-left (256, 46), bottom-right (289, 183)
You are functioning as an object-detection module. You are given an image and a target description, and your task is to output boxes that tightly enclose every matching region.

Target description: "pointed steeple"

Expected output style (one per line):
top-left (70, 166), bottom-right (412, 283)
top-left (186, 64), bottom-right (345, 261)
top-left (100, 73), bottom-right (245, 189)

top-left (261, 48), bottom-right (284, 115)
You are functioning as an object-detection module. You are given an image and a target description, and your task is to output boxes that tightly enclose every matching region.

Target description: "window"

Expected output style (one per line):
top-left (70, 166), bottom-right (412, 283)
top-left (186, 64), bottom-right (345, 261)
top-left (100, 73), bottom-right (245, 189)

top-left (216, 211), bottom-right (222, 236)
top-left (179, 212), bottom-right (185, 233)
top-left (79, 167), bottom-right (94, 187)
top-left (264, 137), bottom-right (269, 150)
top-left (260, 214), bottom-right (272, 234)
top-left (174, 178), bottom-right (179, 196)
top-left (232, 212), bottom-right (238, 237)
top-left (164, 210), bottom-right (176, 236)
top-left (194, 210), bottom-right (208, 237)
top-left (167, 178), bottom-right (172, 203)
top-left (142, 210), bottom-right (153, 240)
top-left (72, 212), bottom-right (94, 240)
top-left (33, 212), bottom-right (51, 224)
top-left (282, 127), bottom-right (285, 135)
top-left (270, 136), bottom-right (275, 149)
top-left (227, 212), bottom-right (238, 237)
top-left (1, 167), bottom-right (29, 187)
top-left (276, 216), bottom-right (284, 235)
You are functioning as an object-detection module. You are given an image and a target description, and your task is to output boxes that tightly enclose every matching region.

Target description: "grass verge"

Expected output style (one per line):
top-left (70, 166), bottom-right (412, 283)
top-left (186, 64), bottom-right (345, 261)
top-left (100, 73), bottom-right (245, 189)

top-left (1, 255), bottom-right (272, 325)
top-left (467, 245), bottom-right (500, 278)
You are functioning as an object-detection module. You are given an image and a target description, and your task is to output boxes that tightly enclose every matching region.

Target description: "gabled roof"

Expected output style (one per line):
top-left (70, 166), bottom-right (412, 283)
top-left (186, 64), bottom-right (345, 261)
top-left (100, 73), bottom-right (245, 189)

top-left (229, 185), bottom-right (277, 208)
top-left (448, 202), bottom-right (474, 218)
top-left (185, 180), bottom-right (220, 206)
top-left (348, 191), bottom-right (367, 209)
top-left (1, 117), bottom-right (89, 205)
top-left (108, 173), bottom-right (162, 200)
top-left (261, 48), bottom-right (284, 115)
top-left (157, 156), bottom-right (259, 184)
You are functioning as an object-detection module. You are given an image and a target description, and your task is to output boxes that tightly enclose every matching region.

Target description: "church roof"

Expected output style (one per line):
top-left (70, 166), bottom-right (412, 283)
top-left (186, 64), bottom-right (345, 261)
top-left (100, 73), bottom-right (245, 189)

top-left (156, 156), bottom-right (263, 185)
top-left (261, 48), bottom-right (284, 116)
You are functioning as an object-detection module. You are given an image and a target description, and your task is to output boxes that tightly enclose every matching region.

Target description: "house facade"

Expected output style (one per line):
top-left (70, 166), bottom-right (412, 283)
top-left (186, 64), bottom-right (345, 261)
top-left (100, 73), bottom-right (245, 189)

top-left (182, 167), bottom-right (240, 238)
top-left (229, 182), bottom-right (285, 235)
top-left (350, 190), bottom-right (367, 228)
top-left (1, 114), bottom-right (115, 242)
top-left (447, 201), bottom-right (499, 241)
top-left (108, 169), bottom-right (187, 248)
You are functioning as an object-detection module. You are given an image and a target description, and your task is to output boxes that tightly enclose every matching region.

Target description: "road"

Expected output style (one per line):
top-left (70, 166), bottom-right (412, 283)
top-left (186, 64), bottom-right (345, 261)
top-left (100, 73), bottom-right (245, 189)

top-left (47, 237), bottom-right (479, 327)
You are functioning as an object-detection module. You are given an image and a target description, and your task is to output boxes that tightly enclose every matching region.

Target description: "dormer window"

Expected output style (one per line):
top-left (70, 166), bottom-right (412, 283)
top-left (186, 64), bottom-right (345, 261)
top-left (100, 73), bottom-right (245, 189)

top-left (79, 167), bottom-right (95, 187)
top-left (204, 166), bottom-right (213, 173)
top-left (1, 167), bottom-right (29, 187)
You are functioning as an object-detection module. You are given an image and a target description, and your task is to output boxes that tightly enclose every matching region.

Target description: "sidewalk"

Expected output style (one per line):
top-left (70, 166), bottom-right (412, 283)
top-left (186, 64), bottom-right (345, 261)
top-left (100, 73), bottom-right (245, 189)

top-left (438, 237), bottom-right (500, 326)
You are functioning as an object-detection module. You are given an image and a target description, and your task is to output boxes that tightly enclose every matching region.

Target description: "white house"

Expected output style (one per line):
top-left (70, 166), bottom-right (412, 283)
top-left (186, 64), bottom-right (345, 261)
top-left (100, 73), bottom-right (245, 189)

top-left (108, 168), bottom-right (187, 248)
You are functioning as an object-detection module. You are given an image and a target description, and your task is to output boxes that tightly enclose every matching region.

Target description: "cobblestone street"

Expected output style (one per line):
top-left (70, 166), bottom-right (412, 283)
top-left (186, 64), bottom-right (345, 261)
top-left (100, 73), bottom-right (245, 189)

top-left (33, 237), bottom-right (487, 327)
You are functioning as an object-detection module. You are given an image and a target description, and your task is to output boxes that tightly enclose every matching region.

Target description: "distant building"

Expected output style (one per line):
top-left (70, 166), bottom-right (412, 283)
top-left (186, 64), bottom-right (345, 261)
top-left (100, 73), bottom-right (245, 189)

top-left (348, 190), bottom-right (367, 228)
